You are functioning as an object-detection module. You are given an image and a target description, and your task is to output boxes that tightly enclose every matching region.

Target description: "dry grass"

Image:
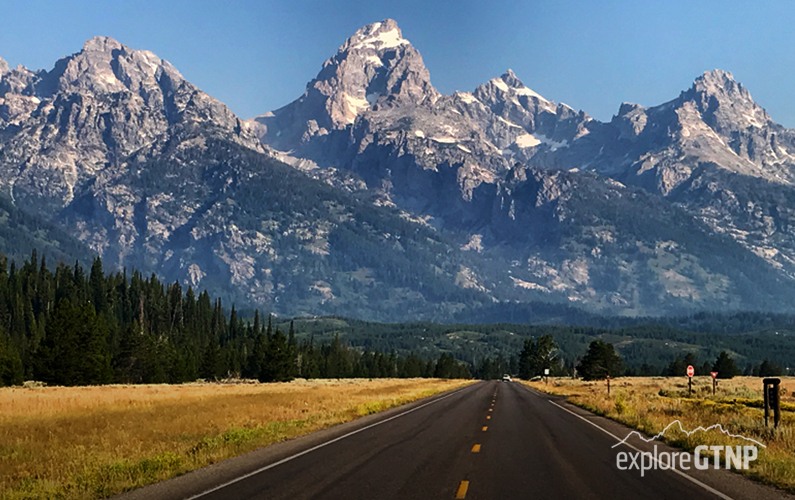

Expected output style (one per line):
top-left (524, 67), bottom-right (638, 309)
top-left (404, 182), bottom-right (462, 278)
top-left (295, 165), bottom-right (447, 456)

top-left (0, 378), bottom-right (474, 499)
top-left (525, 376), bottom-right (795, 492)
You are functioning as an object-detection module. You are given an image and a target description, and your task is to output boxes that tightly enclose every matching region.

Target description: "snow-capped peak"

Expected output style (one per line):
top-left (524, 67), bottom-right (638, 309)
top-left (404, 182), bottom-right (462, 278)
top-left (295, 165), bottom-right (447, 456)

top-left (0, 56), bottom-right (9, 76)
top-left (341, 19), bottom-right (409, 53)
top-left (491, 69), bottom-right (551, 103)
top-left (500, 69), bottom-right (524, 89)
top-left (475, 69), bottom-right (557, 117)
top-left (253, 19), bottom-right (438, 148)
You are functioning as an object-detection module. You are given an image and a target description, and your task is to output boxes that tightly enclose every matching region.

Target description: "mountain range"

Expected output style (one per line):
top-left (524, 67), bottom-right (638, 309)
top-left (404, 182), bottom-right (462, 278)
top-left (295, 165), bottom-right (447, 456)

top-left (2, 19), bottom-right (795, 320)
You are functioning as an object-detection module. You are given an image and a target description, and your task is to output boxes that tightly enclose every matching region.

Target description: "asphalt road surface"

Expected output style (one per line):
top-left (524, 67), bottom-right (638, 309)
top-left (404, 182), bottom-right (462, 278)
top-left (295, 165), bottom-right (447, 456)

top-left (121, 381), bottom-right (792, 500)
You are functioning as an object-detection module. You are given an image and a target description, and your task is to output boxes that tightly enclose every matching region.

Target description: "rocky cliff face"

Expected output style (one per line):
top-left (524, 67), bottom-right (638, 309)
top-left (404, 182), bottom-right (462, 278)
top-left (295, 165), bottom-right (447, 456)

top-left (526, 69), bottom-right (795, 280)
top-left (0, 36), bottom-right (260, 215)
top-left (3, 22), bottom-right (795, 318)
top-left (0, 36), bottom-right (497, 319)
top-left (248, 19), bottom-right (795, 315)
top-left (578, 69), bottom-right (795, 190)
top-left (251, 19), bottom-right (438, 151)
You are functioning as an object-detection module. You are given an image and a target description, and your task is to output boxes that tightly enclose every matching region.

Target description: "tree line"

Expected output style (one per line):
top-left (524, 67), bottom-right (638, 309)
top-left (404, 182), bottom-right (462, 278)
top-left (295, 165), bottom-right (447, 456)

top-left (513, 336), bottom-right (758, 381)
top-left (0, 251), bottom-right (470, 386)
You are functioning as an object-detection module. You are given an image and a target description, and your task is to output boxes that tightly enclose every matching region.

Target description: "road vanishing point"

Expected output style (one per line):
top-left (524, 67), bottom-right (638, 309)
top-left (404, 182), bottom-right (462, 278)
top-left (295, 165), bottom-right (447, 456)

top-left (119, 381), bottom-right (792, 500)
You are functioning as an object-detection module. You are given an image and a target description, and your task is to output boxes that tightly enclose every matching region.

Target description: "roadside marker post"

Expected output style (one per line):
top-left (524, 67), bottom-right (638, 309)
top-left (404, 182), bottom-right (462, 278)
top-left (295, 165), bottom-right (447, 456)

top-left (686, 365), bottom-right (694, 395)
top-left (763, 377), bottom-right (781, 428)
top-left (710, 371), bottom-right (718, 395)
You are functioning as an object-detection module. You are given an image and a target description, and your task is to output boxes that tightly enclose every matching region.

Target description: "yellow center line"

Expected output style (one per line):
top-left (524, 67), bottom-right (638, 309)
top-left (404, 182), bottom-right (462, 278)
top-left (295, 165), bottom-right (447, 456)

top-left (455, 480), bottom-right (470, 499)
top-left (471, 443), bottom-right (481, 453)
top-left (486, 415), bottom-right (491, 420)
top-left (482, 426), bottom-right (488, 431)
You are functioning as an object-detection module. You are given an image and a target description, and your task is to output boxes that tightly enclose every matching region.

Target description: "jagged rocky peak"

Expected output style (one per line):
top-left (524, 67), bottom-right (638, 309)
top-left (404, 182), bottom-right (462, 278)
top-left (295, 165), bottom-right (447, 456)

top-left (497, 69), bottom-right (548, 101)
top-left (0, 58), bottom-right (42, 126)
top-left (692, 69), bottom-right (747, 99)
top-left (252, 19), bottom-right (438, 149)
top-left (474, 69), bottom-right (556, 112)
top-left (326, 18), bottom-right (438, 115)
top-left (0, 35), bottom-right (261, 214)
top-left (0, 60), bottom-right (38, 97)
top-left (340, 18), bottom-right (408, 53)
top-left (40, 35), bottom-right (184, 97)
top-left (681, 69), bottom-right (770, 130)
top-left (612, 102), bottom-right (648, 138)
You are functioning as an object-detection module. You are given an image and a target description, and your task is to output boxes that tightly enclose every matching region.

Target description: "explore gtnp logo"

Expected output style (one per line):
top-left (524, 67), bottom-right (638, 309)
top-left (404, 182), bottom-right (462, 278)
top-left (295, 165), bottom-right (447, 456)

top-left (613, 420), bottom-right (765, 477)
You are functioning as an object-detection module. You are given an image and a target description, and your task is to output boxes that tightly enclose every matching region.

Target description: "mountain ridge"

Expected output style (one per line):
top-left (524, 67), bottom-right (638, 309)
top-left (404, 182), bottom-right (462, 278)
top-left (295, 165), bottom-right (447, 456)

top-left (3, 22), bottom-right (795, 319)
top-left (247, 19), bottom-right (795, 316)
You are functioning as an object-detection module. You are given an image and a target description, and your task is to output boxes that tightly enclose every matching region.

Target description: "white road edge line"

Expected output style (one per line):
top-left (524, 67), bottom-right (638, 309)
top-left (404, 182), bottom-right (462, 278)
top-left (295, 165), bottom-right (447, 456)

top-left (187, 383), bottom-right (478, 499)
top-left (547, 399), bottom-right (733, 500)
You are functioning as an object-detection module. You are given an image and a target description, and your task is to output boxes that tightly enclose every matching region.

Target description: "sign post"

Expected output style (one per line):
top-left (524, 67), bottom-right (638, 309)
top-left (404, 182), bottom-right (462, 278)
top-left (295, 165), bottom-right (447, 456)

top-left (686, 365), bottom-right (694, 395)
top-left (710, 371), bottom-right (718, 395)
top-left (543, 368), bottom-right (550, 384)
top-left (763, 378), bottom-right (781, 428)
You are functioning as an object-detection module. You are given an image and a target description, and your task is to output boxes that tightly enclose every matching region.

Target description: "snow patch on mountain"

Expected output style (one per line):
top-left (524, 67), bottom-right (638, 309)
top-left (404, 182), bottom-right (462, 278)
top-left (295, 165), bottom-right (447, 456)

top-left (511, 276), bottom-right (549, 292)
top-left (515, 133), bottom-right (541, 148)
top-left (456, 92), bottom-right (479, 105)
top-left (431, 136), bottom-right (458, 144)
top-left (461, 234), bottom-right (483, 252)
top-left (348, 22), bottom-right (409, 51)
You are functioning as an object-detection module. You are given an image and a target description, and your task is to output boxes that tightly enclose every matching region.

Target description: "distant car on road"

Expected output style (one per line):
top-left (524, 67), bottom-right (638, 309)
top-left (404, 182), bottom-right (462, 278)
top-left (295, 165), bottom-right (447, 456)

top-left (502, 374), bottom-right (512, 382)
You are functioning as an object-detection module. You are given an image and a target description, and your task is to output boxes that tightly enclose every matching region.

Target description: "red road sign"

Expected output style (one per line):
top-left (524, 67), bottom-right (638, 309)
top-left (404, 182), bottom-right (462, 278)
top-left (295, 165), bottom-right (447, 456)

top-left (686, 365), bottom-right (695, 377)
top-left (711, 371), bottom-right (718, 379)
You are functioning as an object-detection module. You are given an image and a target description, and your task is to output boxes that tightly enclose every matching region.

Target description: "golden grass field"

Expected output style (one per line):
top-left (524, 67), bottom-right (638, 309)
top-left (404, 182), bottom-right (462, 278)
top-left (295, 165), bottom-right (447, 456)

top-left (525, 376), bottom-right (795, 492)
top-left (0, 378), bottom-right (474, 499)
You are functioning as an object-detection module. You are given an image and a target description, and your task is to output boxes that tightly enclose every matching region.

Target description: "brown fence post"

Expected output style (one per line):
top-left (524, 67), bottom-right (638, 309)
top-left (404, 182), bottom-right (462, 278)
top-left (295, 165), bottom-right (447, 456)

top-left (763, 378), bottom-right (781, 428)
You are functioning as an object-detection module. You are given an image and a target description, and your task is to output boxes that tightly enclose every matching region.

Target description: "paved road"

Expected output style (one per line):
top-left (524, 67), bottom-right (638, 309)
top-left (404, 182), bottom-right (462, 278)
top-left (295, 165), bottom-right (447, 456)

top-left (121, 381), bottom-right (791, 500)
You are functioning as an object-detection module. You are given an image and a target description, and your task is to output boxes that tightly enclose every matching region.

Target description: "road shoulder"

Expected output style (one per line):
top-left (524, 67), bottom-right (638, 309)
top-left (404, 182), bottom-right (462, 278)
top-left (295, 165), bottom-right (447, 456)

top-left (519, 383), bottom-right (794, 500)
top-left (114, 382), bottom-right (480, 500)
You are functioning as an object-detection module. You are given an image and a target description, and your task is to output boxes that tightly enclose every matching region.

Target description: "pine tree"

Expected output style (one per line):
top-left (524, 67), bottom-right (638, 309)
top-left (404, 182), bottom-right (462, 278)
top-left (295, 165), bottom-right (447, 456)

top-left (518, 335), bottom-right (558, 379)
top-left (287, 320), bottom-right (298, 378)
top-left (244, 329), bottom-right (267, 379)
top-left (0, 332), bottom-right (24, 386)
top-left (576, 340), bottom-right (623, 380)
top-left (712, 351), bottom-right (739, 379)
top-left (261, 328), bottom-right (294, 382)
top-left (199, 340), bottom-right (222, 380)
top-left (758, 359), bottom-right (783, 377)
top-left (79, 303), bottom-right (111, 384)
top-left (89, 257), bottom-right (107, 314)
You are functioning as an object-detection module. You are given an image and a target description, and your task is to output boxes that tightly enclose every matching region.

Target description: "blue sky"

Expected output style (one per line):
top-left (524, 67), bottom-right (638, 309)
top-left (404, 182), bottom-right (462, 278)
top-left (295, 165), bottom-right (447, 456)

top-left (2, 1), bottom-right (794, 125)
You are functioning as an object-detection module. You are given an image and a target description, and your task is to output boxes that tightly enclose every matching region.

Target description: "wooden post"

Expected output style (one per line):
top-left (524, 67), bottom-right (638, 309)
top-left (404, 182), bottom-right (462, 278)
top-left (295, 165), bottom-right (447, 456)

top-left (763, 378), bottom-right (781, 428)
top-left (607, 375), bottom-right (611, 396)
top-left (764, 380), bottom-right (770, 427)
